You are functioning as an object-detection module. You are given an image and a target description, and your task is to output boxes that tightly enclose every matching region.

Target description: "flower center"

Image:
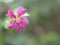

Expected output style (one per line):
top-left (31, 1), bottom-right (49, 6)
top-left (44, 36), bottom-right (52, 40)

top-left (13, 15), bottom-right (20, 22)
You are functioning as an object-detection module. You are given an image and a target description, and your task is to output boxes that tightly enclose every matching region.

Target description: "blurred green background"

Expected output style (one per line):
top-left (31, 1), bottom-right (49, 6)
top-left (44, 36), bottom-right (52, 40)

top-left (0, 0), bottom-right (60, 45)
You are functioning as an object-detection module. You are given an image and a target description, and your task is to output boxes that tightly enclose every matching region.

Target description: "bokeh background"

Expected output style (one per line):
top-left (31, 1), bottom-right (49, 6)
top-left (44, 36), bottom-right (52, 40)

top-left (0, 0), bottom-right (60, 45)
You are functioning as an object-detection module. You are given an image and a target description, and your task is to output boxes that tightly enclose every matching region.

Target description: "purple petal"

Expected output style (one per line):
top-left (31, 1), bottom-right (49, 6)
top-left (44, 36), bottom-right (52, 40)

top-left (20, 18), bottom-right (29, 24)
top-left (20, 24), bottom-right (26, 30)
top-left (17, 24), bottom-right (26, 32)
top-left (17, 26), bottom-right (21, 32)
top-left (8, 9), bottom-right (16, 18)
top-left (17, 7), bottom-right (26, 16)
top-left (8, 21), bottom-right (16, 30)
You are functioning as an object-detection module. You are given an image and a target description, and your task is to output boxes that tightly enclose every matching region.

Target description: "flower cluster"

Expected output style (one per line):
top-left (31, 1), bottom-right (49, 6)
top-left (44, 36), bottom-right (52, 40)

top-left (8, 7), bottom-right (29, 32)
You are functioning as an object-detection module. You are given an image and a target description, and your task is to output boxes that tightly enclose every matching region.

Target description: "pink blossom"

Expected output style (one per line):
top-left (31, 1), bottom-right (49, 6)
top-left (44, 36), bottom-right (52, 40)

top-left (8, 7), bottom-right (29, 32)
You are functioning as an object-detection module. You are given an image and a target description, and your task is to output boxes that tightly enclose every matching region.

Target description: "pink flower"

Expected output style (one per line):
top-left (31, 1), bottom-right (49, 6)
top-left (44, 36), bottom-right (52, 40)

top-left (8, 7), bottom-right (29, 32)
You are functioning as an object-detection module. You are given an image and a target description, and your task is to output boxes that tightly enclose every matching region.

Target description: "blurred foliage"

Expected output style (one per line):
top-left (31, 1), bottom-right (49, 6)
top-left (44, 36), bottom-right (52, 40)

top-left (0, 0), bottom-right (60, 45)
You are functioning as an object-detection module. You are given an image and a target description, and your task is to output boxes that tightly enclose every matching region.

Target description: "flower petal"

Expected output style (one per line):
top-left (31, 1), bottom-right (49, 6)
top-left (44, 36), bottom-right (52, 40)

top-left (17, 26), bottom-right (21, 32)
top-left (20, 24), bottom-right (26, 30)
top-left (8, 9), bottom-right (16, 18)
top-left (17, 24), bottom-right (26, 32)
top-left (20, 18), bottom-right (29, 24)
top-left (17, 7), bottom-right (26, 16)
top-left (8, 21), bottom-right (16, 30)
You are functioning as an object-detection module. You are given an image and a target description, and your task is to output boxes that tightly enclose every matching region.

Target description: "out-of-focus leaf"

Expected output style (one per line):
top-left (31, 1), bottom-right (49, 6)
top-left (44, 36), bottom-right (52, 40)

top-left (4, 0), bottom-right (14, 3)
top-left (0, 2), bottom-right (9, 18)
